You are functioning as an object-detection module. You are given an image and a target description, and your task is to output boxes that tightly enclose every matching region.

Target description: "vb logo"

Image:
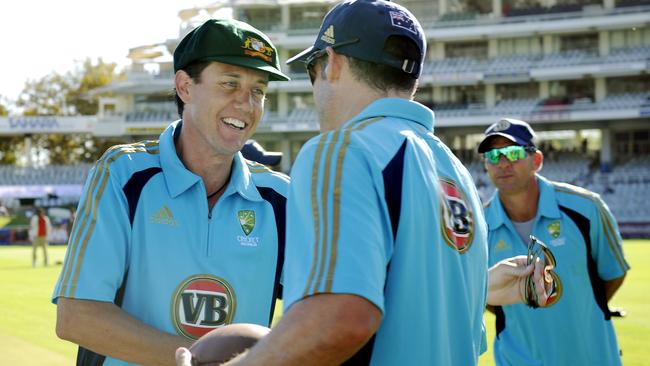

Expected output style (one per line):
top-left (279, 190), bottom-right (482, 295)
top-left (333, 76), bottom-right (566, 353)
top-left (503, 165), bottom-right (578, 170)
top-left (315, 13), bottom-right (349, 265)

top-left (171, 275), bottom-right (236, 340)
top-left (439, 178), bottom-right (474, 253)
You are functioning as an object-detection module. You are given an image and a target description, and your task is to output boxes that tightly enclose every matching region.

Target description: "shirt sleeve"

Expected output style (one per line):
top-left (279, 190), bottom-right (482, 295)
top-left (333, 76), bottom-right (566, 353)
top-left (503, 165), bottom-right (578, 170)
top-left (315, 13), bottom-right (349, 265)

top-left (590, 195), bottom-right (630, 281)
top-left (52, 159), bottom-right (131, 304)
top-left (283, 137), bottom-right (389, 313)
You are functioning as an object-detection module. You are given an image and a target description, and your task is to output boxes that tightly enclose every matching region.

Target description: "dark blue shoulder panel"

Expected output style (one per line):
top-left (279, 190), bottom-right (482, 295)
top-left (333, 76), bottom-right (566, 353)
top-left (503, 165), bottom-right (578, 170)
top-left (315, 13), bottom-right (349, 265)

top-left (256, 186), bottom-right (287, 326)
top-left (122, 167), bottom-right (162, 226)
top-left (382, 139), bottom-right (407, 241)
top-left (558, 205), bottom-right (611, 320)
top-left (343, 139), bottom-right (408, 366)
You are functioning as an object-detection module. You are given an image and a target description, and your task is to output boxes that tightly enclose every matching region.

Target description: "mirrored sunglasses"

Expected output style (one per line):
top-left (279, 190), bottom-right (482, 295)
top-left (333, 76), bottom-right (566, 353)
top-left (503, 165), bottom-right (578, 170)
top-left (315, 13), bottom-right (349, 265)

top-left (484, 145), bottom-right (534, 165)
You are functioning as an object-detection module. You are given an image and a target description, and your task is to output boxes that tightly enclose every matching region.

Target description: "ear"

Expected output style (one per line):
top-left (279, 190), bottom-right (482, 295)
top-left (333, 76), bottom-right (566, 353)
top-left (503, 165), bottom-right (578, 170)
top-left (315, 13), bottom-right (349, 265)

top-left (533, 150), bottom-right (544, 172)
top-left (175, 70), bottom-right (192, 104)
top-left (324, 47), bottom-right (344, 82)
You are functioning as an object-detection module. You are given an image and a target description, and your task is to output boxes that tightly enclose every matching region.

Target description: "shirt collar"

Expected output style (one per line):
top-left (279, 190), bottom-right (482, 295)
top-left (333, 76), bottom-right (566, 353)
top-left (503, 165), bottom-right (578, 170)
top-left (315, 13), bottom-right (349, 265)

top-left (536, 175), bottom-right (562, 220)
top-left (485, 174), bottom-right (561, 229)
top-left (484, 193), bottom-right (508, 229)
top-left (226, 153), bottom-right (264, 202)
top-left (159, 121), bottom-right (201, 198)
top-left (159, 120), bottom-right (263, 202)
top-left (344, 98), bottom-right (435, 131)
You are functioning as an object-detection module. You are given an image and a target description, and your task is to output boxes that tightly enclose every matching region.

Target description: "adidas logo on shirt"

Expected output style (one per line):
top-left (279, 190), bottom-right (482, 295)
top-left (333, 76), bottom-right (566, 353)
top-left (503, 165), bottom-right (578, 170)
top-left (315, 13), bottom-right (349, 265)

top-left (150, 205), bottom-right (179, 226)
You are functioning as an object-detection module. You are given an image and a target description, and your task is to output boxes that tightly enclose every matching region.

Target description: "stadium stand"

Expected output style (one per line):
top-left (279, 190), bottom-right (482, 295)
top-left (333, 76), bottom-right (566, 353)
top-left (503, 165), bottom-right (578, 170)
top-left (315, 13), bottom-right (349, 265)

top-left (3, 0), bottom-right (648, 237)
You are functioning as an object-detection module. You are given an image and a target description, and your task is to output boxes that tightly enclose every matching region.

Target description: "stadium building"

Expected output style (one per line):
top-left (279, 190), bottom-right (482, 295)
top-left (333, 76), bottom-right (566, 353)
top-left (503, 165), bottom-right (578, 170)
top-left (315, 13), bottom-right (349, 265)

top-left (0, 0), bottom-right (649, 238)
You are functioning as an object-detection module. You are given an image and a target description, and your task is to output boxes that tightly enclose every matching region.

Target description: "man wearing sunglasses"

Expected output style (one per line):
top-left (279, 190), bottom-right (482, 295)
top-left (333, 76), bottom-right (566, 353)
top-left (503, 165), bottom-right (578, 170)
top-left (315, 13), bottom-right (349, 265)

top-left (479, 118), bottom-right (630, 366)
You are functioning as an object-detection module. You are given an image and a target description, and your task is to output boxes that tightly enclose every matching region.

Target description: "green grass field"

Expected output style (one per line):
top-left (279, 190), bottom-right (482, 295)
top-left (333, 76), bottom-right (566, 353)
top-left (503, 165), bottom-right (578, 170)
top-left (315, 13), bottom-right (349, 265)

top-left (1, 240), bottom-right (648, 365)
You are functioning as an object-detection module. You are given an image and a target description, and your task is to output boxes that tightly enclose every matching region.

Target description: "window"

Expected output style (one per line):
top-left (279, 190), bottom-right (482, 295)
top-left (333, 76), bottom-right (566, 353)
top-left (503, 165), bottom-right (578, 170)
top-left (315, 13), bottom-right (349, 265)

top-left (496, 82), bottom-right (538, 100)
top-left (446, 41), bottom-right (488, 59)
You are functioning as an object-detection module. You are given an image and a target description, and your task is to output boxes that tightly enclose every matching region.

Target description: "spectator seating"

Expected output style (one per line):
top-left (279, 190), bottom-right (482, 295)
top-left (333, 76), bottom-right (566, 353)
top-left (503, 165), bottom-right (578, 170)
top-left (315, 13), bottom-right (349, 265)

top-left (0, 164), bottom-right (91, 186)
top-left (422, 46), bottom-right (650, 79)
top-left (125, 111), bottom-right (175, 122)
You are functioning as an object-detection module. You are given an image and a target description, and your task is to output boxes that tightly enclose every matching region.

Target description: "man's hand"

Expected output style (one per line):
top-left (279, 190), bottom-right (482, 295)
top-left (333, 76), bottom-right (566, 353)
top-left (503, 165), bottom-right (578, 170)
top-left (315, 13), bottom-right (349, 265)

top-left (487, 255), bottom-right (551, 307)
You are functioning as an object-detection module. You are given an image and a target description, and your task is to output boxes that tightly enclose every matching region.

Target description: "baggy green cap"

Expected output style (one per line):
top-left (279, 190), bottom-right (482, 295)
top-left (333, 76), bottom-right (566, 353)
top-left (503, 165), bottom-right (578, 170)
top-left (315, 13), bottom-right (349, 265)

top-left (173, 18), bottom-right (290, 81)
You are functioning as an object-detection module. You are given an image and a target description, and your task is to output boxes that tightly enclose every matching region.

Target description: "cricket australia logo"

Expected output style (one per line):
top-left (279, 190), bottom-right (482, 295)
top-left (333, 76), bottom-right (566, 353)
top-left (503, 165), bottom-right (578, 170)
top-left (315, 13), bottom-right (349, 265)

top-left (171, 275), bottom-right (236, 340)
top-left (547, 221), bottom-right (561, 238)
top-left (238, 210), bottom-right (255, 235)
top-left (439, 178), bottom-right (474, 253)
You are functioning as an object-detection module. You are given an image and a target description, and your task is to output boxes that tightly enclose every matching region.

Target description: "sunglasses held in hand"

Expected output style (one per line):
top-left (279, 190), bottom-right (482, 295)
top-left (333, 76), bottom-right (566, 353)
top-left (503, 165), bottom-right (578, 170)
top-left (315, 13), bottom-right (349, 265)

top-left (525, 235), bottom-right (558, 308)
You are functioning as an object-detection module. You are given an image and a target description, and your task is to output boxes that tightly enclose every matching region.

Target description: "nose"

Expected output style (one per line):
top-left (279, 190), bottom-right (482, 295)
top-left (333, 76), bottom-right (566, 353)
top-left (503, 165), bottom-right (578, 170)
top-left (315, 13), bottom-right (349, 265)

top-left (495, 154), bottom-right (511, 167)
top-left (233, 89), bottom-right (254, 112)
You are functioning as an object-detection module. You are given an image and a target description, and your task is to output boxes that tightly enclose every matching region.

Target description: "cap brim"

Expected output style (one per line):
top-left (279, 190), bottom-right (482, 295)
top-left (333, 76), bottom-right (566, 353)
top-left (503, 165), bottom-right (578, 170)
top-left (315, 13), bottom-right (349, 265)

top-left (197, 55), bottom-right (290, 81)
top-left (286, 46), bottom-right (317, 65)
top-left (477, 133), bottom-right (527, 153)
top-left (257, 153), bottom-right (282, 166)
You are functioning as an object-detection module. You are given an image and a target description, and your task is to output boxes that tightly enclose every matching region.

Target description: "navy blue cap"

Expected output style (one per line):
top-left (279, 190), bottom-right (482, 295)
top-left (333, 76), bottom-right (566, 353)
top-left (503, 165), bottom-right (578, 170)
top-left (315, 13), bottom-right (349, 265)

top-left (241, 140), bottom-right (282, 166)
top-left (286, 0), bottom-right (426, 78)
top-left (477, 118), bottom-right (537, 153)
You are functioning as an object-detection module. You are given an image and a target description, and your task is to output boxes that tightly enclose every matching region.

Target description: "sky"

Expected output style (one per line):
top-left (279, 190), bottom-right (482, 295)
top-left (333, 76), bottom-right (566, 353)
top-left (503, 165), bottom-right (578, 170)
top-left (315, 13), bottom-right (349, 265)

top-left (0, 0), bottom-right (210, 102)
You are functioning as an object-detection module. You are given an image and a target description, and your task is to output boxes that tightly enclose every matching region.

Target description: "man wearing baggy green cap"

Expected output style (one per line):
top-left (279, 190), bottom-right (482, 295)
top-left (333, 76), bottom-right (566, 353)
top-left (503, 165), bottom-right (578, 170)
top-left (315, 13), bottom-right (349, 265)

top-left (53, 19), bottom-right (290, 366)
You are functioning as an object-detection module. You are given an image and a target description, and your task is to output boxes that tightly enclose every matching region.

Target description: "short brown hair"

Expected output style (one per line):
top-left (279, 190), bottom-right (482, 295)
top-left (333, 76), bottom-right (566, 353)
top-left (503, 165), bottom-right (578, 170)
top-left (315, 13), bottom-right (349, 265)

top-left (347, 35), bottom-right (420, 96)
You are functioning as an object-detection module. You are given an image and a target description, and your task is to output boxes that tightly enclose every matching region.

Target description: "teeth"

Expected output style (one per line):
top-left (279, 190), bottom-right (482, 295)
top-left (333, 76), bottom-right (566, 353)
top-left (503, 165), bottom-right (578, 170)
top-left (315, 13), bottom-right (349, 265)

top-left (223, 118), bottom-right (245, 129)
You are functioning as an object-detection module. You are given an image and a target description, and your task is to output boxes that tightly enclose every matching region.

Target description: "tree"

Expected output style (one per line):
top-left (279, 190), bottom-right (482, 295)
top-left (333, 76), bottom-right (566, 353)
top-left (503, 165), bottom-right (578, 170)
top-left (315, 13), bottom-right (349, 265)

top-left (0, 136), bottom-right (25, 164)
top-left (67, 58), bottom-right (119, 116)
top-left (0, 96), bottom-right (9, 116)
top-left (35, 134), bottom-right (127, 164)
top-left (10, 58), bottom-right (122, 165)
top-left (17, 73), bottom-right (74, 116)
top-left (16, 57), bottom-right (118, 116)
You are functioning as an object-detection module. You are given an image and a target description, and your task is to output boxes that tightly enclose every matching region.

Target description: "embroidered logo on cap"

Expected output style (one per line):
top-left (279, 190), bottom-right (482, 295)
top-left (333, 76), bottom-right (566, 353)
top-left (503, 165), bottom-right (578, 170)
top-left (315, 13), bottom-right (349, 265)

top-left (493, 119), bottom-right (511, 132)
top-left (390, 10), bottom-right (417, 34)
top-left (242, 36), bottom-right (273, 62)
top-left (320, 25), bottom-right (335, 44)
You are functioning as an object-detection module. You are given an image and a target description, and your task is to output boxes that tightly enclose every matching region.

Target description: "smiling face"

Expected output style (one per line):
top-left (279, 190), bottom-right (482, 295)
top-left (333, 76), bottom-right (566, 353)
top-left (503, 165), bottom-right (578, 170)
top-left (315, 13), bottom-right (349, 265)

top-left (484, 136), bottom-right (542, 195)
top-left (177, 61), bottom-right (269, 157)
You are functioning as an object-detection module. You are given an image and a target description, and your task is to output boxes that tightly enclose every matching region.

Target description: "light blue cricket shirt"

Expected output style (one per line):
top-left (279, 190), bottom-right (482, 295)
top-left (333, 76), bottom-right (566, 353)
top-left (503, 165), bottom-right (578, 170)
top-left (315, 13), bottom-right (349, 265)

top-left (53, 121), bottom-right (289, 366)
top-left (284, 98), bottom-right (489, 366)
top-left (485, 175), bottom-right (629, 366)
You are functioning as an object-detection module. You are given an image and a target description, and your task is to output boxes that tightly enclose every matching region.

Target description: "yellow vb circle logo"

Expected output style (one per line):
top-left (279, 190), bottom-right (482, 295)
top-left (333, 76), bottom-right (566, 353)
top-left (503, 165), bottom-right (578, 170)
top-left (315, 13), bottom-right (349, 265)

top-left (171, 275), bottom-right (236, 340)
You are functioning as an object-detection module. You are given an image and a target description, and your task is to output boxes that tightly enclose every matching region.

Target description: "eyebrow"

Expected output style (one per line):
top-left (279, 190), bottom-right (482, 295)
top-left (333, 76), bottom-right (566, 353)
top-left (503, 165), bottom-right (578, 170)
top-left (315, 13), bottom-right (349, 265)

top-left (222, 72), bottom-right (269, 86)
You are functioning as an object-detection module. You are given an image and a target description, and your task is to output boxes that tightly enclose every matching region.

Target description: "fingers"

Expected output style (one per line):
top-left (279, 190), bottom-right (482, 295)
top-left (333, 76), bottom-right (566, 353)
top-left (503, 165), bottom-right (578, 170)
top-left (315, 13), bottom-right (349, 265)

top-left (533, 258), bottom-right (549, 306)
top-left (506, 256), bottom-right (533, 278)
top-left (176, 347), bottom-right (193, 366)
top-left (509, 255), bottom-right (530, 267)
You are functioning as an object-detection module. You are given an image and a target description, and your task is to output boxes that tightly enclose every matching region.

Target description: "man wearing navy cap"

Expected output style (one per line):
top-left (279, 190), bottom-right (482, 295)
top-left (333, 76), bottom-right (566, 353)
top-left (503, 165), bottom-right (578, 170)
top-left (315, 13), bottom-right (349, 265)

top-left (480, 118), bottom-right (629, 366)
top-left (180, 2), bottom-right (550, 365)
top-left (53, 19), bottom-right (291, 365)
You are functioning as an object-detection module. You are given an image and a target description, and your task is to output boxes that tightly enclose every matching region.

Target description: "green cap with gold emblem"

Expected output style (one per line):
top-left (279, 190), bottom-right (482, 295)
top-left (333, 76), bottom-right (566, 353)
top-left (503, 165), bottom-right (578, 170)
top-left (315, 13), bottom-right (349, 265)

top-left (173, 18), bottom-right (290, 81)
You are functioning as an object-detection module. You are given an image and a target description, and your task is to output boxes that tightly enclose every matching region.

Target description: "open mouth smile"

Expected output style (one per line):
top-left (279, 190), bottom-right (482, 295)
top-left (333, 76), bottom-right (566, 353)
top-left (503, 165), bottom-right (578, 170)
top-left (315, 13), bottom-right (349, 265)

top-left (222, 117), bottom-right (246, 130)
